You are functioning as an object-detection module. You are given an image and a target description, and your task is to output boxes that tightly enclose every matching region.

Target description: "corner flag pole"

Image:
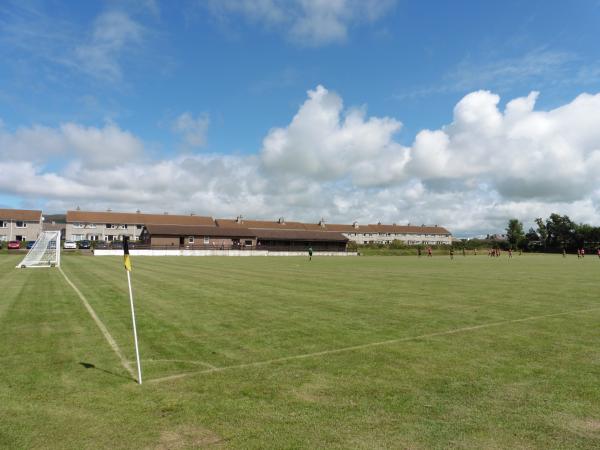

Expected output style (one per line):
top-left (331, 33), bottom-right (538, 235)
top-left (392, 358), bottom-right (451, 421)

top-left (123, 237), bottom-right (142, 384)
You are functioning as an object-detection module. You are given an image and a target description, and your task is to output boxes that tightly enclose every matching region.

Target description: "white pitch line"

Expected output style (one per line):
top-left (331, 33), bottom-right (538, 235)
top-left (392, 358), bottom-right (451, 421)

top-left (134, 359), bottom-right (218, 370)
top-left (59, 267), bottom-right (136, 379)
top-left (148, 305), bottom-right (600, 384)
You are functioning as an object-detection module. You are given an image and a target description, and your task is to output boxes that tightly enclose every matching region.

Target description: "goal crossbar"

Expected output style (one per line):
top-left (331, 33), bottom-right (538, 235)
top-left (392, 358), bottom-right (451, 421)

top-left (16, 231), bottom-right (61, 268)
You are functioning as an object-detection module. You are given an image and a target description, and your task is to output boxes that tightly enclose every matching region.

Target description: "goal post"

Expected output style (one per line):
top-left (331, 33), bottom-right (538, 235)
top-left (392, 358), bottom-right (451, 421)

top-left (16, 231), bottom-right (61, 268)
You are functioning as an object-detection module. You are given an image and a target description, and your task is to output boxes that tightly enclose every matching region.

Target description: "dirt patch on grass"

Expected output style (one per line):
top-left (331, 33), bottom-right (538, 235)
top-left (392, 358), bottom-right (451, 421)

top-left (154, 425), bottom-right (224, 449)
top-left (292, 378), bottom-right (331, 404)
top-left (554, 414), bottom-right (600, 439)
top-left (571, 418), bottom-right (600, 434)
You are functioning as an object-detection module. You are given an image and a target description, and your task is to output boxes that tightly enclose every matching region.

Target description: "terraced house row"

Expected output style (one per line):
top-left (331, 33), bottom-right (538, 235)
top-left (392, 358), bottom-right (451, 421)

top-left (0, 209), bottom-right (43, 242)
top-left (0, 208), bottom-right (452, 247)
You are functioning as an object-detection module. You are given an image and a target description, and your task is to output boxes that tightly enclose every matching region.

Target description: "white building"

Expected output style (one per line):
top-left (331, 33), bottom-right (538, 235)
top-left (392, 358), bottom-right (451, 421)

top-left (323, 222), bottom-right (452, 245)
top-left (0, 208), bottom-right (43, 242)
top-left (65, 210), bottom-right (215, 242)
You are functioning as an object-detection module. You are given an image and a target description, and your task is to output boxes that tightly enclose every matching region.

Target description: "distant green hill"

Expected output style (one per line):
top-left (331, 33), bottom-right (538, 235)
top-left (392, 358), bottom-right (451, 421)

top-left (43, 214), bottom-right (66, 223)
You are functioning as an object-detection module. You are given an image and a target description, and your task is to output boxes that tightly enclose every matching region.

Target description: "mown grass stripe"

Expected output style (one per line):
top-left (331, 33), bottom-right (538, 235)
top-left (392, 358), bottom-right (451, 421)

top-left (58, 266), bottom-right (136, 380)
top-left (148, 304), bottom-right (600, 384)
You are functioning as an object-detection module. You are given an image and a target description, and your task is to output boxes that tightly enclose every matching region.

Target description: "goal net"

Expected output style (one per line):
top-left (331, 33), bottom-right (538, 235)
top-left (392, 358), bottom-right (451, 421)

top-left (16, 231), bottom-right (61, 268)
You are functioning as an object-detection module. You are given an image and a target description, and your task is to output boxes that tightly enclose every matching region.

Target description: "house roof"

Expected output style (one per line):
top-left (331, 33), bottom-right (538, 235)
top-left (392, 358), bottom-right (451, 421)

top-left (42, 223), bottom-right (66, 232)
top-left (66, 211), bottom-right (450, 236)
top-left (0, 208), bottom-right (42, 222)
top-left (366, 224), bottom-right (451, 235)
top-left (253, 229), bottom-right (348, 242)
top-left (143, 224), bottom-right (256, 238)
top-left (323, 223), bottom-right (361, 232)
top-left (216, 217), bottom-right (451, 235)
top-left (143, 224), bottom-right (348, 242)
top-left (66, 210), bottom-right (214, 226)
top-left (215, 218), bottom-right (307, 230)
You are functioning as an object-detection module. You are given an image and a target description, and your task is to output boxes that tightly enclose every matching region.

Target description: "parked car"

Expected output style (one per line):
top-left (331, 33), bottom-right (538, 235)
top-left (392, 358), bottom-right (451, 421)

top-left (8, 241), bottom-right (21, 250)
top-left (78, 240), bottom-right (92, 249)
top-left (26, 241), bottom-right (35, 249)
top-left (63, 240), bottom-right (77, 249)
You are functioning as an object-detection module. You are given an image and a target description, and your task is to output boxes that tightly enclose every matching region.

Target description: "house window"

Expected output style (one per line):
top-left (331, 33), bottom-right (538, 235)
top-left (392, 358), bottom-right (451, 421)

top-left (72, 234), bottom-right (84, 241)
top-left (73, 222), bottom-right (84, 228)
top-left (0, 235), bottom-right (7, 241)
top-left (204, 236), bottom-right (210, 244)
top-left (15, 221), bottom-right (26, 228)
top-left (106, 224), bottom-right (114, 229)
top-left (0, 221), bottom-right (6, 228)
top-left (87, 223), bottom-right (96, 228)
top-left (244, 240), bottom-right (253, 246)
top-left (121, 224), bottom-right (128, 229)
top-left (136, 225), bottom-right (143, 230)
top-left (188, 236), bottom-right (195, 244)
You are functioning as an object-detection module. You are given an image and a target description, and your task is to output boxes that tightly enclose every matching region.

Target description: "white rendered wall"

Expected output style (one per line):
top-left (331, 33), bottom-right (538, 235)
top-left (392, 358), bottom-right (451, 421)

top-left (93, 249), bottom-right (357, 257)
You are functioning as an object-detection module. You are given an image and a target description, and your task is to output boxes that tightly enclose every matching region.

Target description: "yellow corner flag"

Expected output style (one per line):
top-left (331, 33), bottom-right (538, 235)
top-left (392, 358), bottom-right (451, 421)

top-left (123, 235), bottom-right (142, 383)
top-left (123, 236), bottom-right (132, 271)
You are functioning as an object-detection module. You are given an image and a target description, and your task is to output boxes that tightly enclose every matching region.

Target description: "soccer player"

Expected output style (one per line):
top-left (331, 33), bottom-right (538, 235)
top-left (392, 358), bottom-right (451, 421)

top-left (508, 248), bottom-right (513, 258)
top-left (449, 248), bottom-right (454, 260)
top-left (308, 246), bottom-right (313, 261)
top-left (427, 246), bottom-right (432, 257)
top-left (417, 247), bottom-right (422, 257)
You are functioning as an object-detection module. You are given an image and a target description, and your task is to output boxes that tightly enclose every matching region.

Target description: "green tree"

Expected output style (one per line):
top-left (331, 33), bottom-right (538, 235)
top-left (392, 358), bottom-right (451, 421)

top-left (506, 219), bottom-right (525, 249)
top-left (535, 218), bottom-right (548, 249)
top-left (546, 213), bottom-right (575, 249)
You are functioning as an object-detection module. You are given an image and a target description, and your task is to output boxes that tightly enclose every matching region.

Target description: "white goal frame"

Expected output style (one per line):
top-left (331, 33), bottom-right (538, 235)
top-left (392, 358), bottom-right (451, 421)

top-left (16, 231), bottom-right (61, 268)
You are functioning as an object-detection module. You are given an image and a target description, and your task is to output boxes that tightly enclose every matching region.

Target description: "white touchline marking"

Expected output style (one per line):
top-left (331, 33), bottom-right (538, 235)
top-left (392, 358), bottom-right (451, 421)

top-left (59, 267), bottom-right (136, 379)
top-left (148, 305), bottom-right (600, 384)
top-left (134, 359), bottom-right (218, 370)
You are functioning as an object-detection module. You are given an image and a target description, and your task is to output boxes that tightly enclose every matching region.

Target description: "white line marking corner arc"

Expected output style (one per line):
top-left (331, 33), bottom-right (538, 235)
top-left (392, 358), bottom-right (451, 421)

top-left (58, 267), bottom-right (135, 379)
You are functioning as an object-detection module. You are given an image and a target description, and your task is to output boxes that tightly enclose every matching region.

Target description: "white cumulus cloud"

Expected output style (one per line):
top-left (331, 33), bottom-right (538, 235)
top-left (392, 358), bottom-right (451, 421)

top-left (0, 121), bottom-right (143, 168)
top-left (261, 85), bottom-right (407, 184)
top-left (2, 86), bottom-right (600, 235)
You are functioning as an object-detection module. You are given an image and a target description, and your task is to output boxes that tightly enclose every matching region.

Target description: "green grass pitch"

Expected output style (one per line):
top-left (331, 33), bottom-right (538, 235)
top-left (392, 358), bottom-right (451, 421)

top-left (1, 253), bottom-right (599, 448)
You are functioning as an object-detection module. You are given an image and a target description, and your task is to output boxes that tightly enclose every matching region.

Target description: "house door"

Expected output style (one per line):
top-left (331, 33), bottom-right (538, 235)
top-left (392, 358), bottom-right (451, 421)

top-left (179, 236), bottom-right (184, 247)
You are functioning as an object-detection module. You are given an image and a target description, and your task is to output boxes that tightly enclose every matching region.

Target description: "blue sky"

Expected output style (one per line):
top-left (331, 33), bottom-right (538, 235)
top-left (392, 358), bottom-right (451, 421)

top-left (1, 0), bottom-right (600, 235)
